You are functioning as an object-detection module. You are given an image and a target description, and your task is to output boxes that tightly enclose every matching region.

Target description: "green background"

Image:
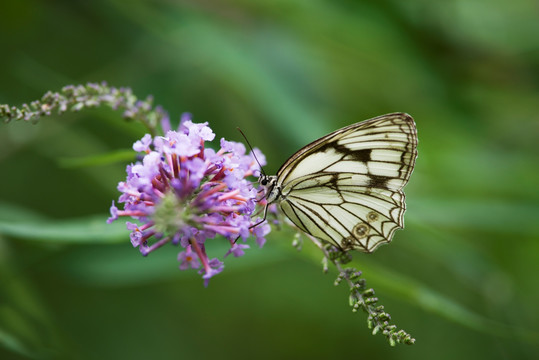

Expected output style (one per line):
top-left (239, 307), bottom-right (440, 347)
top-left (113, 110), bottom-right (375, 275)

top-left (1, 0), bottom-right (538, 359)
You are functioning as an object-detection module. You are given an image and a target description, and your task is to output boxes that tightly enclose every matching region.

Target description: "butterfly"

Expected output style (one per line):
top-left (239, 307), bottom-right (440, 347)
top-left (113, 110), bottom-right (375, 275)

top-left (258, 113), bottom-right (418, 253)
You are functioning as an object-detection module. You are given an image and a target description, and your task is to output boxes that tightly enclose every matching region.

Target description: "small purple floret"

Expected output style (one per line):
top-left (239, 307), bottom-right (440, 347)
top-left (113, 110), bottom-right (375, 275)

top-left (107, 201), bottom-right (118, 224)
top-left (133, 134), bottom-right (152, 152)
top-left (178, 245), bottom-right (200, 270)
top-left (225, 243), bottom-right (250, 258)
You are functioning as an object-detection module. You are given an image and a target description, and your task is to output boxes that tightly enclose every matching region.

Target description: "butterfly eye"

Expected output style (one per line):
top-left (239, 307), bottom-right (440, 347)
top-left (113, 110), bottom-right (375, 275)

top-left (260, 178), bottom-right (268, 186)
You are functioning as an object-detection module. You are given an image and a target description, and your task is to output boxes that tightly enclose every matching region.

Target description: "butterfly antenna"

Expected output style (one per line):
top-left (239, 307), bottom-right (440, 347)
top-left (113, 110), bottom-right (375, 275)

top-left (237, 127), bottom-right (266, 177)
top-left (234, 128), bottom-right (272, 245)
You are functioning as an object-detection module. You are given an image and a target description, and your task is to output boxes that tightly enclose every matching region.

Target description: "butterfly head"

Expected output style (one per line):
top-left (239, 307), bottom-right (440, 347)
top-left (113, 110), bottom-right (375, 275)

top-left (258, 174), bottom-right (279, 203)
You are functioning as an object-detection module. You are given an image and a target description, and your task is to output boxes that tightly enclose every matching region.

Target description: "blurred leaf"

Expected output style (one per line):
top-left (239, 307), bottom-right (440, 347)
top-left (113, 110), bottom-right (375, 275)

top-left (0, 202), bottom-right (47, 223)
top-left (0, 254), bottom-right (62, 359)
top-left (402, 220), bottom-right (504, 292)
top-left (109, 0), bottom-right (331, 145)
top-left (410, 197), bottom-right (539, 236)
top-left (358, 258), bottom-right (539, 344)
top-left (56, 148), bottom-right (135, 168)
top-left (0, 203), bottom-right (125, 244)
top-left (0, 327), bottom-right (36, 359)
top-left (52, 237), bottom-right (292, 287)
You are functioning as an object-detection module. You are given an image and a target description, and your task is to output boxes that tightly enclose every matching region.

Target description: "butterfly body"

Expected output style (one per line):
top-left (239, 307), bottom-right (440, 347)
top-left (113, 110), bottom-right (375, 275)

top-left (260, 113), bottom-right (417, 253)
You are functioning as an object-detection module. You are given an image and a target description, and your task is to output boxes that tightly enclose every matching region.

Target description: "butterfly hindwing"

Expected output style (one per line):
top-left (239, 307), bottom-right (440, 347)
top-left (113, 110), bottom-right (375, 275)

top-left (274, 113), bottom-right (417, 252)
top-left (279, 174), bottom-right (406, 252)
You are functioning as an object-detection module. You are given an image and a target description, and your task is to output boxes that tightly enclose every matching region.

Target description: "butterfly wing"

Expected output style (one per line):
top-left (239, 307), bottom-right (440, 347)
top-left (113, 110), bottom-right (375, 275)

top-left (276, 113), bottom-right (417, 252)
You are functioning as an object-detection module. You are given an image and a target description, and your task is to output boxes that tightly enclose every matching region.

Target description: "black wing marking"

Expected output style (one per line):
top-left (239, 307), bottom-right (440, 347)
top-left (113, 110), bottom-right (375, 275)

top-left (280, 174), bottom-right (405, 252)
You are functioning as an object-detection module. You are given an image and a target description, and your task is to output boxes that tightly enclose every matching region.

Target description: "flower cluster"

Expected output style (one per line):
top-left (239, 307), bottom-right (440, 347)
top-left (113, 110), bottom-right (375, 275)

top-left (108, 116), bottom-right (270, 285)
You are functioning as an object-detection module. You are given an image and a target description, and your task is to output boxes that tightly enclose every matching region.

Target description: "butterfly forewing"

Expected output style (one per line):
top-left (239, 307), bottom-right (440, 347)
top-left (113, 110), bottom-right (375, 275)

top-left (273, 113), bottom-right (417, 253)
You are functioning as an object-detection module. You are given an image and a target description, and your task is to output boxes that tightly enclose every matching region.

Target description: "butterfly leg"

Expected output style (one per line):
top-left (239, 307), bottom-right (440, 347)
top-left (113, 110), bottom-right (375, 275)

top-left (233, 203), bottom-right (269, 244)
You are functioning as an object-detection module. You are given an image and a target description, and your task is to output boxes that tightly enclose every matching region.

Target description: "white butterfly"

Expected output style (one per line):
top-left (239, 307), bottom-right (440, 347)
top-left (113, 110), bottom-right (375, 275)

top-left (259, 113), bottom-right (418, 253)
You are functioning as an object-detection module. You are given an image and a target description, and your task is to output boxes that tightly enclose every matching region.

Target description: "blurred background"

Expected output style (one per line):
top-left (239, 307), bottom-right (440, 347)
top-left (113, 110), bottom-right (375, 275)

top-left (1, 0), bottom-right (538, 359)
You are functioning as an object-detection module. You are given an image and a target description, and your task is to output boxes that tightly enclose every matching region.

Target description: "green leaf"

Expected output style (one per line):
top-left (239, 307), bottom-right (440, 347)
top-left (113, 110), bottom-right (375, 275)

top-left (0, 259), bottom-right (62, 359)
top-left (52, 236), bottom-right (292, 287)
top-left (56, 149), bottom-right (135, 168)
top-left (361, 259), bottom-right (539, 344)
top-left (0, 327), bottom-right (37, 359)
top-left (0, 203), bottom-right (125, 244)
top-left (409, 197), bottom-right (539, 236)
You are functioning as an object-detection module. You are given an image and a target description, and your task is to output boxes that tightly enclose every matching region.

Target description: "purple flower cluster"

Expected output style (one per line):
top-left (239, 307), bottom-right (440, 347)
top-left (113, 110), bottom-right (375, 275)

top-left (108, 117), bottom-right (270, 285)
